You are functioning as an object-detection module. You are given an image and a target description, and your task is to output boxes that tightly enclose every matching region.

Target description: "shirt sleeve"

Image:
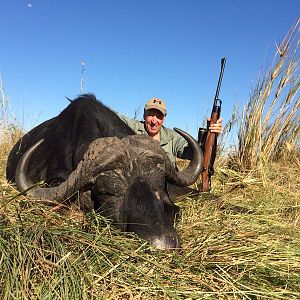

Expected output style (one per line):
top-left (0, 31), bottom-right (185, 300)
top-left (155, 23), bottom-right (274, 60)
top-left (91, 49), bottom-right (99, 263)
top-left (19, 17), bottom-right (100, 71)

top-left (115, 112), bottom-right (144, 133)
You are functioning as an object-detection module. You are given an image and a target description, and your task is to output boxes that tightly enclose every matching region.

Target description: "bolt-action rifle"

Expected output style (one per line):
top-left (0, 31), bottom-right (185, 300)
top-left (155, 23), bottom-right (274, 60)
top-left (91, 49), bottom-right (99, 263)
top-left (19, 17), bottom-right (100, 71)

top-left (198, 57), bottom-right (226, 192)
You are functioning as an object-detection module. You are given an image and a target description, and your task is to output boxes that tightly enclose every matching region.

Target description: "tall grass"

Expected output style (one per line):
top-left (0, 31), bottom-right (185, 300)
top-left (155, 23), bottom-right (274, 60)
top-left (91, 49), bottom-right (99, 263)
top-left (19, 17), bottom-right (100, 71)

top-left (0, 74), bottom-right (23, 177)
top-left (230, 19), bottom-right (300, 171)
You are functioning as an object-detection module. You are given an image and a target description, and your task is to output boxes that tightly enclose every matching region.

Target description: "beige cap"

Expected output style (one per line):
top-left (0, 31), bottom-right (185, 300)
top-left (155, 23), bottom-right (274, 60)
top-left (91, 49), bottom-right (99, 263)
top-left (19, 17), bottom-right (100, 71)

top-left (144, 97), bottom-right (167, 116)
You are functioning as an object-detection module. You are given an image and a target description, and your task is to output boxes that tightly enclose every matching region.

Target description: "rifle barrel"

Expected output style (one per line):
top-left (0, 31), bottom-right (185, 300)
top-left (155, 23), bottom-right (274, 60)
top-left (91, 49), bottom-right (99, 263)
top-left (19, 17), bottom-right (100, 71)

top-left (214, 57), bottom-right (226, 104)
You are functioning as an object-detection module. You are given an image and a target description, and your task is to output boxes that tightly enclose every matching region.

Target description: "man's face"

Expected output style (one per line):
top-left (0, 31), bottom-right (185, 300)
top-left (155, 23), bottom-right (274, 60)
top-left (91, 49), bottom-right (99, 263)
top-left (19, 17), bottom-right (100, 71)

top-left (144, 109), bottom-right (165, 137)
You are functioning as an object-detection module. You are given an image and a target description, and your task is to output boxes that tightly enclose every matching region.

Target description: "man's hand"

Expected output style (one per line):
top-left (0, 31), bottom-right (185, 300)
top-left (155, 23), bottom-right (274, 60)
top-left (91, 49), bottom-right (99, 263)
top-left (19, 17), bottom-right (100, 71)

top-left (208, 117), bottom-right (223, 134)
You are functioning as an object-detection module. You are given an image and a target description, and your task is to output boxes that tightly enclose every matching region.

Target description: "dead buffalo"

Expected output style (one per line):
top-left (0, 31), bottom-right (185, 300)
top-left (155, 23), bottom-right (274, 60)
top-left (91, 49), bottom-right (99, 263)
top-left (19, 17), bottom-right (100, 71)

top-left (6, 94), bottom-right (203, 249)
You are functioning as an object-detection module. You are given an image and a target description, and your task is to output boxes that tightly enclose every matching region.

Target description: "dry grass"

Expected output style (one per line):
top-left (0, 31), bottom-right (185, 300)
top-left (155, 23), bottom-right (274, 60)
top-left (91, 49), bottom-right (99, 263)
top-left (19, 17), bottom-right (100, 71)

top-left (1, 156), bottom-right (299, 299)
top-left (0, 75), bottom-right (24, 178)
top-left (229, 19), bottom-right (300, 171)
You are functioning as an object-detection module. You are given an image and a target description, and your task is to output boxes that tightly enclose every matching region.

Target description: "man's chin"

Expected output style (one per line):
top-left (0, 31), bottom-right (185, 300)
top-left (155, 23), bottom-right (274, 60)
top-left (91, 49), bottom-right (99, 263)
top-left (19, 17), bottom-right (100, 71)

top-left (149, 129), bottom-right (158, 135)
top-left (146, 129), bottom-right (159, 137)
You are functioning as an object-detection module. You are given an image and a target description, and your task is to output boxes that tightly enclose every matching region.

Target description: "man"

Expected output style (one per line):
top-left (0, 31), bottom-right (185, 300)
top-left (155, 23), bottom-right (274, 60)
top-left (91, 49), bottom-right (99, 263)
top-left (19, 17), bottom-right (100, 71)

top-left (117, 97), bottom-right (223, 167)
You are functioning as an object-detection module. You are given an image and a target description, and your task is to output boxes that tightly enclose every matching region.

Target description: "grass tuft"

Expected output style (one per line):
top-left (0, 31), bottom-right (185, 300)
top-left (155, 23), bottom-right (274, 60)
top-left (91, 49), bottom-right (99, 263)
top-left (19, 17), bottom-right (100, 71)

top-left (228, 19), bottom-right (300, 171)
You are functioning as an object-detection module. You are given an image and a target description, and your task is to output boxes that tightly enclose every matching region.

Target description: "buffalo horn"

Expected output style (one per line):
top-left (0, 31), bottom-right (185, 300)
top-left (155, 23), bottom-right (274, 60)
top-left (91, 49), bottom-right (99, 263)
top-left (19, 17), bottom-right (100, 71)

top-left (15, 137), bottom-right (125, 201)
top-left (165, 128), bottom-right (203, 187)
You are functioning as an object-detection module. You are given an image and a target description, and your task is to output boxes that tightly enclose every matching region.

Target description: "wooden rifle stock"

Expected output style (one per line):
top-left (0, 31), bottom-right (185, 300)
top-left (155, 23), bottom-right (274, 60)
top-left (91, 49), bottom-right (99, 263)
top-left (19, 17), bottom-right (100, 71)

top-left (201, 58), bottom-right (226, 192)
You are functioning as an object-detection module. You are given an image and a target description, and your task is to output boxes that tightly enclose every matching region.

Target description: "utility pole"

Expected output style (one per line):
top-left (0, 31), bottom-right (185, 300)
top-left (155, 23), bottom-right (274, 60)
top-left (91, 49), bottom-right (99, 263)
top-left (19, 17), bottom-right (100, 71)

top-left (0, 73), bottom-right (9, 111)
top-left (0, 72), bottom-right (16, 125)
top-left (80, 61), bottom-right (86, 93)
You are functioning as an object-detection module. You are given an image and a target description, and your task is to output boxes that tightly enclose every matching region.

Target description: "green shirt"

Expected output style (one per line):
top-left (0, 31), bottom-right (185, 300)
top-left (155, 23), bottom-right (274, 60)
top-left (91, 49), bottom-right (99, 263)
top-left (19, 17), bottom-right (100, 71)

top-left (116, 112), bottom-right (192, 166)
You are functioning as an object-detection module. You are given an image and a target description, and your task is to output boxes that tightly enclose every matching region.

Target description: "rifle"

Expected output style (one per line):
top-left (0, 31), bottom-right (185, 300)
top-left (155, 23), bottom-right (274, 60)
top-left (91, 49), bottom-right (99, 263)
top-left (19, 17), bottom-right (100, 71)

top-left (198, 57), bottom-right (226, 192)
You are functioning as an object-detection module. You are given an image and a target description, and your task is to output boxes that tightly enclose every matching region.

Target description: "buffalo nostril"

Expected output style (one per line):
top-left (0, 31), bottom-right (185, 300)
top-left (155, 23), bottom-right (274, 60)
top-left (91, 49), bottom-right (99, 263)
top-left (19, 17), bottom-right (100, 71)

top-left (151, 235), bottom-right (181, 250)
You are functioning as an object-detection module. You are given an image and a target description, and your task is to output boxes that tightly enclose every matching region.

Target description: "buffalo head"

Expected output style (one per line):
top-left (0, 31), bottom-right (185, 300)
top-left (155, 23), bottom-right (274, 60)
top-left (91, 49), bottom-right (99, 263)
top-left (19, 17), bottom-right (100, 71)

top-left (15, 128), bottom-right (203, 249)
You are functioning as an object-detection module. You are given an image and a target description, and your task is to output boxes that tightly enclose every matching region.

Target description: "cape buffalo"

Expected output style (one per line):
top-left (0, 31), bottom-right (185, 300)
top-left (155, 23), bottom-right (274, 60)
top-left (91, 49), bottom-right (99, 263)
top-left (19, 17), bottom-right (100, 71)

top-left (6, 94), bottom-right (203, 249)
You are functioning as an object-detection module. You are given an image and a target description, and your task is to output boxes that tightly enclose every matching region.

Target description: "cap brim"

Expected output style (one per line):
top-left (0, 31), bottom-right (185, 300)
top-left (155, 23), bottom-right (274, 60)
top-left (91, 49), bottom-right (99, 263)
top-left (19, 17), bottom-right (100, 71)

top-left (145, 106), bottom-right (166, 115)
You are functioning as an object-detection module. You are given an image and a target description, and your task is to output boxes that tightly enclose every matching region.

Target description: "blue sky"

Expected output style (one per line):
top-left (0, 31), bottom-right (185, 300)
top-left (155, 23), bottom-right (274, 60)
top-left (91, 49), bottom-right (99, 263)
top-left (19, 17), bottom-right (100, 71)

top-left (1, 0), bottom-right (299, 138)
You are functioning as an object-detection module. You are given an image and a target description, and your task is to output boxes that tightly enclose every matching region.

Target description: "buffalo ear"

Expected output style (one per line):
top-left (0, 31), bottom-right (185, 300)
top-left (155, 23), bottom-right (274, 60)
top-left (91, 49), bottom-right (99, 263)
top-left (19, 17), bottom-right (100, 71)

top-left (65, 96), bottom-right (73, 103)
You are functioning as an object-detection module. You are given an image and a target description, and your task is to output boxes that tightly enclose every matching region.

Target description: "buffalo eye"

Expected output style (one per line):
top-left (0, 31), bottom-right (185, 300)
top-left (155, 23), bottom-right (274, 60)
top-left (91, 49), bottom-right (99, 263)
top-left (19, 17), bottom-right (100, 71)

top-left (95, 172), bottom-right (125, 197)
